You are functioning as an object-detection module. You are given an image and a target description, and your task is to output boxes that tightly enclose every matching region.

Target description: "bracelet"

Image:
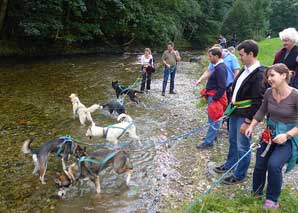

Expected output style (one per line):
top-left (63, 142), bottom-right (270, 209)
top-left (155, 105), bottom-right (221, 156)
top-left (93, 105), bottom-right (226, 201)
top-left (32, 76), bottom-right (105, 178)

top-left (244, 121), bottom-right (251, 125)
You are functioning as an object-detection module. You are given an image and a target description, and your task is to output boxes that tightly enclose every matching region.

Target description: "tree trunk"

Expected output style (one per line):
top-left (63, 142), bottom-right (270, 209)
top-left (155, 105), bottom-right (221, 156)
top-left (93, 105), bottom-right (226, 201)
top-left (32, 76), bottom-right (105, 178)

top-left (0, 0), bottom-right (8, 33)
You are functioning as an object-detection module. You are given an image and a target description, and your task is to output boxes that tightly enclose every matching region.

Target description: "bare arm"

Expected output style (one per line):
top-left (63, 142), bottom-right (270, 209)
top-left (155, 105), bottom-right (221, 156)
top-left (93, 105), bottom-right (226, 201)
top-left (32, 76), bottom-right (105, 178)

top-left (233, 69), bottom-right (240, 79)
top-left (196, 69), bottom-right (211, 85)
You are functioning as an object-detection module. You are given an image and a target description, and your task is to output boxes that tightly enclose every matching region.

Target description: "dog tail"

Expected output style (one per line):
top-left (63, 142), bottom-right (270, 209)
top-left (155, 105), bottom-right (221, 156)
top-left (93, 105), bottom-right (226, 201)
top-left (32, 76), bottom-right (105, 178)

top-left (22, 137), bottom-right (35, 154)
top-left (84, 104), bottom-right (100, 113)
top-left (117, 113), bottom-right (133, 122)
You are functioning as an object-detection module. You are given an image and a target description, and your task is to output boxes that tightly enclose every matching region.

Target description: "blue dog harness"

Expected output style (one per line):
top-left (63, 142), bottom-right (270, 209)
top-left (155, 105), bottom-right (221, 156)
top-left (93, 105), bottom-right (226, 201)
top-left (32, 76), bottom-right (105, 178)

top-left (56, 136), bottom-right (76, 157)
top-left (77, 151), bottom-right (119, 177)
top-left (103, 122), bottom-right (134, 139)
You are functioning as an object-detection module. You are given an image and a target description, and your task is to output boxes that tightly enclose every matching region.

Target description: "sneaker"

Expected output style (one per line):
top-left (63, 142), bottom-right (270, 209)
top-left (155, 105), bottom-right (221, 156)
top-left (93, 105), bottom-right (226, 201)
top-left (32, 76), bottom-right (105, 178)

top-left (169, 91), bottom-right (176, 94)
top-left (161, 92), bottom-right (165, 96)
top-left (263, 199), bottom-right (279, 209)
top-left (214, 164), bottom-right (228, 173)
top-left (196, 142), bottom-right (213, 149)
top-left (223, 175), bottom-right (245, 185)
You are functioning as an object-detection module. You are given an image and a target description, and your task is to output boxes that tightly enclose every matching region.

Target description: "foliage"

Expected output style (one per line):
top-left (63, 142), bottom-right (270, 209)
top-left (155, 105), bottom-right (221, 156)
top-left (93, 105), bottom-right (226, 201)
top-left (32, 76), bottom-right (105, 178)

top-left (0, 0), bottom-right (296, 54)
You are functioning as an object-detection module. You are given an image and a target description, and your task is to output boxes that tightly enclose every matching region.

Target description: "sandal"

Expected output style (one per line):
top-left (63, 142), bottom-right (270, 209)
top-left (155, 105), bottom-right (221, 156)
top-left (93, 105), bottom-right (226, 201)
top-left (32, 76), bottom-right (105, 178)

top-left (263, 199), bottom-right (280, 209)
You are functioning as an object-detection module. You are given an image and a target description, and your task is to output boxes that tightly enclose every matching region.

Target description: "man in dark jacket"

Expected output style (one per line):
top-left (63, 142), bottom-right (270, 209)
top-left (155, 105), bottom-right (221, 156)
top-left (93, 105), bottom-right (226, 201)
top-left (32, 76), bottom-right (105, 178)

top-left (214, 40), bottom-right (266, 184)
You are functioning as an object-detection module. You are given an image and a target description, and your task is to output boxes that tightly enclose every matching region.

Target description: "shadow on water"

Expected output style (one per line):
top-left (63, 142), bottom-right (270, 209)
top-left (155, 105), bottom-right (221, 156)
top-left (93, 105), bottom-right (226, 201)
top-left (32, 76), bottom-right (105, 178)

top-left (0, 54), bottom-right (172, 212)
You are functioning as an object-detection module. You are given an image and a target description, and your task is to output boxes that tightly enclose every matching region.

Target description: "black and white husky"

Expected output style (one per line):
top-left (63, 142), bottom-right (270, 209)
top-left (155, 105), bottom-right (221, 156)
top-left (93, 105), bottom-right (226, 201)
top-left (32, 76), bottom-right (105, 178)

top-left (22, 137), bottom-right (86, 184)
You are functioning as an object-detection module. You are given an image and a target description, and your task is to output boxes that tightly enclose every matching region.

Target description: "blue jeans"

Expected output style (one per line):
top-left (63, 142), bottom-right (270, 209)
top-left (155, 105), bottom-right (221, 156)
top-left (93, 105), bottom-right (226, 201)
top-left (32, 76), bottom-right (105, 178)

top-left (162, 66), bottom-right (176, 93)
top-left (253, 140), bottom-right (291, 202)
top-left (203, 96), bottom-right (220, 145)
top-left (224, 116), bottom-right (251, 180)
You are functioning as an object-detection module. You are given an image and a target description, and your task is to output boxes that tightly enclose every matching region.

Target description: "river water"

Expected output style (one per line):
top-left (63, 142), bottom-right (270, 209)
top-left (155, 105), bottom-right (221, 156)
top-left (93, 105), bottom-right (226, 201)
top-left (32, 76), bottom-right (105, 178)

top-left (0, 53), bottom-right (206, 212)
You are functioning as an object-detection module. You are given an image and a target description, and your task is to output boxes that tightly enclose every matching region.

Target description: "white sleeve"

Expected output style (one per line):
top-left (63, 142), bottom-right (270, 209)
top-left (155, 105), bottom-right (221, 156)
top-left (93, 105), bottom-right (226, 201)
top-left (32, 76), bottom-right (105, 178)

top-left (140, 55), bottom-right (145, 65)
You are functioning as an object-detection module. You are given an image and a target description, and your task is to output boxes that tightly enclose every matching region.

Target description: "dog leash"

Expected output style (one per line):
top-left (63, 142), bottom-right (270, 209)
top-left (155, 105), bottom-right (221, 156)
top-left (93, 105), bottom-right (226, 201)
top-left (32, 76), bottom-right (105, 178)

top-left (184, 142), bottom-right (261, 213)
top-left (56, 136), bottom-right (76, 157)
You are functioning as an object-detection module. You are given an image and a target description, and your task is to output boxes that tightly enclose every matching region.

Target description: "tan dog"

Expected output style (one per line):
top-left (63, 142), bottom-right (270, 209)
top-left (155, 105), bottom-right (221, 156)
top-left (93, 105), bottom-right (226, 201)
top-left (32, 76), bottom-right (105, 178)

top-left (65, 149), bottom-right (133, 194)
top-left (69, 93), bottom-right (100, 126)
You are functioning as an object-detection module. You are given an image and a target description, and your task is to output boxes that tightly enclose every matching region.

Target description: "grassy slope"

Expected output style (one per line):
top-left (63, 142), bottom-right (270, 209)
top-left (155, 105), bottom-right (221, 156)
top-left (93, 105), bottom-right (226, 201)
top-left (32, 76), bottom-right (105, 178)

top-left (258, 37), bottom-right (282, 66)
top-left (182, 38), bottom-right (298, 213)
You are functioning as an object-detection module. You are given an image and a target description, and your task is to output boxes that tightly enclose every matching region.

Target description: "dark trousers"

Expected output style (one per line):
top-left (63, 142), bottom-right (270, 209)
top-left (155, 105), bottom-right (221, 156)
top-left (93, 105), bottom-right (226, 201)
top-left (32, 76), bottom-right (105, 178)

top-left (140, 71), bottom-right (152, 91)
top-left (162, 66), bottom-right (176, 93)
top-left (253, 140), bottom-right (292, 202)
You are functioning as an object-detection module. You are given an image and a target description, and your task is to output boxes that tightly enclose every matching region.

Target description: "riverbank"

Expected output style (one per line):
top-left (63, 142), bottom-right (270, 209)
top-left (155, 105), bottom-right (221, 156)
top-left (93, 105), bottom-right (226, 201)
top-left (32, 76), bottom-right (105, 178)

top-left (0, 39), bottom-right (193, 59)
top-left (150, 60), bottom-right (298, 212)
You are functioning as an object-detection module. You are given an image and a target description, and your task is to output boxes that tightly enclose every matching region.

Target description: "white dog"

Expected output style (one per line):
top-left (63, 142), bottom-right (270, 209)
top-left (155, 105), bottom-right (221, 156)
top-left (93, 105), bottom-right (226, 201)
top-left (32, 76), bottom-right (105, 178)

top-left (69, 93), bottom-right (100, 126)
top-left (86, 114), bottom-right (141, 145)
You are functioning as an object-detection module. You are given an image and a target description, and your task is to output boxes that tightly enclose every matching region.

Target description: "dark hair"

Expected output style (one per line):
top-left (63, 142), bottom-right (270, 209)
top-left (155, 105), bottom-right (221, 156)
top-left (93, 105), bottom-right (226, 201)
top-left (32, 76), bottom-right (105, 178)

top-left (208, 47), bottom-right (222, 58)
top-left (265, 63), bottom-right (290, 83)
top-left (237, 40), bottom-right (259, 57)
top-left (167, 41), bottom-right (174, 47)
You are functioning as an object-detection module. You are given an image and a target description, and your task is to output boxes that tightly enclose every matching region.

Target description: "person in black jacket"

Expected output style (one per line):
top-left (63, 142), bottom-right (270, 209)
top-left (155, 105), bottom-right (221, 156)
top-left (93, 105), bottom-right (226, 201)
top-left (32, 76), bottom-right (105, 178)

top-left (273, 28), bottom-right (298, 88)
top-left (214, 40), bottom-right (267, 184)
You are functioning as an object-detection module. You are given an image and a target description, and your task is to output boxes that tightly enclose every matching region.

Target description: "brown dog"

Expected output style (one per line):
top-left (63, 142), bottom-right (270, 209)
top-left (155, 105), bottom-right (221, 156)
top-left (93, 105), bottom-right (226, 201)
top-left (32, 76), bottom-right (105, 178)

top-left (64, 149), bottom-right (133, 193)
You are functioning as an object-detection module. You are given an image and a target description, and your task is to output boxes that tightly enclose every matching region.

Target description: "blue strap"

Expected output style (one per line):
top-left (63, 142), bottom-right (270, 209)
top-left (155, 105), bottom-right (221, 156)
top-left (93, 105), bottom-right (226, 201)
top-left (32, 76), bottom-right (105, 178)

top-left (105, 122), bottom-right (134, 139)
top-left (56, 136), bottom-right (75, 157)
top-left (77, 152), bottom-right (118, 177)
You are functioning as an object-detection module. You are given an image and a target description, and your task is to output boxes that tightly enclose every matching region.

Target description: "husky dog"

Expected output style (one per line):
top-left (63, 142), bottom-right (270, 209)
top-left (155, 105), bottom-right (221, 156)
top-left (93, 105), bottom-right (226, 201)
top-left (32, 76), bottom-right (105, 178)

top-left (112, 81), bottom-right (142, 103)
top-left (86, 114), bottom-right (141, 145)
top-left (22, 137), bottom-right (86, 184)
top-left (100, 100), bottom-right (126, 115)
top-left (69, 93), bottom-right (100, 126)
top-left (66, 149), bottom-right (133, 194)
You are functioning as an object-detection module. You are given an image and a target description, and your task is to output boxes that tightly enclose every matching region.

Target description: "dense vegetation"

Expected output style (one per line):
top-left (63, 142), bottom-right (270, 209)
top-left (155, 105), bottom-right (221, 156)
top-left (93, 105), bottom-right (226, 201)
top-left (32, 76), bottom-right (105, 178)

top-left (0, 0), bottom-right (297, 55)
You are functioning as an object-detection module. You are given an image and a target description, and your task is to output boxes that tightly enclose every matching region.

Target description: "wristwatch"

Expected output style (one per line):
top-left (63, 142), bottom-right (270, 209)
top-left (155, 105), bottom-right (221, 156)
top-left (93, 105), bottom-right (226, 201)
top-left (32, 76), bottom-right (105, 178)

top-left (286, 133), bottom-right (293, 140)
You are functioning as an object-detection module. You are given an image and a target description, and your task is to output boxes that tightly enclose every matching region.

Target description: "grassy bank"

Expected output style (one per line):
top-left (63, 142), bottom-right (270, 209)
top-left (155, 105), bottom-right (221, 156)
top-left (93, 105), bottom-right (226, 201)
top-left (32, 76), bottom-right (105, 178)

top-left (181, 37), bottom-right (298, 213)
top-left (258, 37), bottom-right (282, 66)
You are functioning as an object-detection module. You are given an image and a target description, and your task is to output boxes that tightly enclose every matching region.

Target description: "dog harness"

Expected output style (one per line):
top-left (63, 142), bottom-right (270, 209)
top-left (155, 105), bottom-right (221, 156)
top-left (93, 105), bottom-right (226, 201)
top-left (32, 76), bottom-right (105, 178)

top-left (77, 151), bottom-right (119, 177)
top-left (102, 122), bottom-right (134, 139)
top-left (56, 136), bottom-right (77, 157)
top-left (75, 106), bottom-right (85, 115)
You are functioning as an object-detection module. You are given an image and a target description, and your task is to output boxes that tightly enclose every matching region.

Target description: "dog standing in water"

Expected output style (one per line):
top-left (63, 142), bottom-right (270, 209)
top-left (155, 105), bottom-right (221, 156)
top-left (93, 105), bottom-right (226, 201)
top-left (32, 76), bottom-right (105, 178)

top-left (69, 93), bottom-right (100, 126)
top-left (112, 81), bottom-right (142, 103)
top-left (86, 114), bottom-right (141, 145)
top-left (22, 136), bottom-right (86, 184)
top-left (100, 100), bottom-right (126, 115)
top-left (64, 149), bottom-right (133, 194)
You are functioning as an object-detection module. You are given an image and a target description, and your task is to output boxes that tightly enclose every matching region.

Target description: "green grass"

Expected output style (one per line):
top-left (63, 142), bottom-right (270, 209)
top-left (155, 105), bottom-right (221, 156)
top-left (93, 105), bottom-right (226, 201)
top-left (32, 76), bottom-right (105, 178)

top-left (258, 37), bottom-right (282, 67)
top-left (182, 187), bottom-right (298, 213)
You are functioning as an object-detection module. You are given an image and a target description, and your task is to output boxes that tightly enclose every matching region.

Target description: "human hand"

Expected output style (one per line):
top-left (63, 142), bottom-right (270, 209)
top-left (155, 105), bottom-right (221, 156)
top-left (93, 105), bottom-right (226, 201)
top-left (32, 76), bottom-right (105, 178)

top-left (240, 123), bottom-right (250, 135)
top-left (245, 125), bottom-right (253, 138)
top-left (166, 64), bottom-right (171, 68)
top-left (273, 134), bottom-right (287, 144)
top-left (196, 79), bottom-right (201, 86)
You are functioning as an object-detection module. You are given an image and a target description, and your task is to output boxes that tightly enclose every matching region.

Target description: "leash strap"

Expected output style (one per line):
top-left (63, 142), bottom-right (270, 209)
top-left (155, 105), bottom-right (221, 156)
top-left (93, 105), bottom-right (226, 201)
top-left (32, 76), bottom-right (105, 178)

top-left (56, 136), bottom-right (75, 157)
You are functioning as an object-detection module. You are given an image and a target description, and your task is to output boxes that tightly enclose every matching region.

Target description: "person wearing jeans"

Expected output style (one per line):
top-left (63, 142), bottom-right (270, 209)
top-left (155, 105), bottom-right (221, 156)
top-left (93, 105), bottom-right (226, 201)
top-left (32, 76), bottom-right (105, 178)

top-left (196, 47), bottom-right (227, 149)
top-left (245, 63), bottom-right (298, 209)
top-left (213, 40), bottom-right (266, 185)
top-left (161, 41), bottom-right (181, 96)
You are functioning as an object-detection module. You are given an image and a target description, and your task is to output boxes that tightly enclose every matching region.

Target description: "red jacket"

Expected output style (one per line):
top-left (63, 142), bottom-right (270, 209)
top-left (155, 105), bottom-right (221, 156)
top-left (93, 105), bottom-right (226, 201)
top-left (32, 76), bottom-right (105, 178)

top-left (199, 89), bottom-right (228, 121)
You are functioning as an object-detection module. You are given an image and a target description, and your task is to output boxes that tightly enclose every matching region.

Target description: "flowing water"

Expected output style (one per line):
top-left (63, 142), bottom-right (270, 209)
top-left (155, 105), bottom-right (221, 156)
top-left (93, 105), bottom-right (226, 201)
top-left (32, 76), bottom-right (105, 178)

top-left (0, 53), bottom-right (204, 212)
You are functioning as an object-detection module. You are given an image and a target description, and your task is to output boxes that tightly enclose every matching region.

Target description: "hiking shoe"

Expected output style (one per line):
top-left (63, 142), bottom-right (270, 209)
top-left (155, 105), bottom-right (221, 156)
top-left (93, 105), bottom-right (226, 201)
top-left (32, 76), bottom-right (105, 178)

top-left (214, 164), bottom-right (228, 173)
top-left (161, 92), bottom-right (165, 96)
top-left (169, 91), bottom-right (176, 94)
top-left (263, 200), bottom-right (279, 209)
top-left (223, 175), bottom-right (245, 185)
top-left (196, 142), bottom-right (213, 149)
